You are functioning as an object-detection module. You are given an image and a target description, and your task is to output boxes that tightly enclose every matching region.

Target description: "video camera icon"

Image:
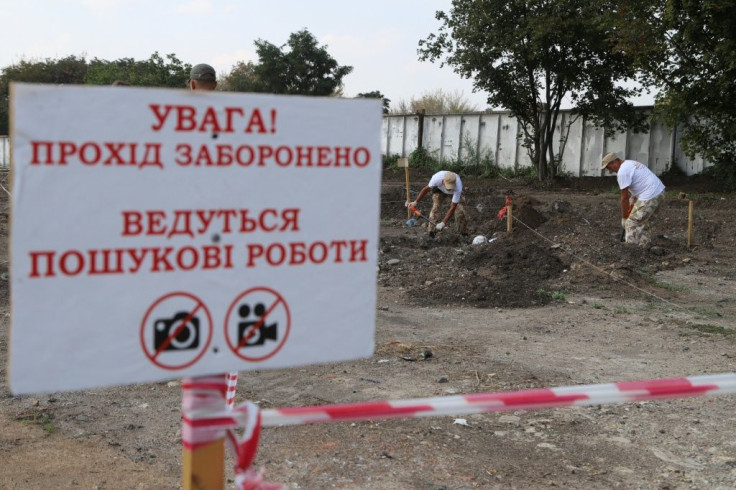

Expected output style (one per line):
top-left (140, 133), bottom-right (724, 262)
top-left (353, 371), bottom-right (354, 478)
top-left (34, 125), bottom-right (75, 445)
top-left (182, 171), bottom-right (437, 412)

top-left (225, 287), bottom-right (291, 362)
top-left (237, 303), bottom-right (277, 347)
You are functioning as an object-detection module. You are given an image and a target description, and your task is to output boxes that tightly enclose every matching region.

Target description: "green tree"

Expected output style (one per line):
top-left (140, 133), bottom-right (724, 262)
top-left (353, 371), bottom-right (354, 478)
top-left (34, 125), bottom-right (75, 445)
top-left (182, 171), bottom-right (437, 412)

top-left (418, 0), bottom-right (645, 180)
top-left (356, 91), bottom-right (390, 114)
top-left (219, 61), bottom-right (259, 92)
top-left (249, 29), bottom-right (353, 95)
top-left (86, 52), bottom-right (190, 88)
top-left (0, 55), bottom-right (88, 134)
top-left (392, 88), bottom-right (478, 114)
top-left (614, 0), bottom-right (736, 186)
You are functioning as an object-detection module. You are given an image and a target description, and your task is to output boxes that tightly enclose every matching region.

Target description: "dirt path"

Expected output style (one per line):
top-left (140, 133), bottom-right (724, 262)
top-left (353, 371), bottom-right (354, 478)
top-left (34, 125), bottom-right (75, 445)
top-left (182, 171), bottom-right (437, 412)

top-left (2, 171), bottom-right (736, 489)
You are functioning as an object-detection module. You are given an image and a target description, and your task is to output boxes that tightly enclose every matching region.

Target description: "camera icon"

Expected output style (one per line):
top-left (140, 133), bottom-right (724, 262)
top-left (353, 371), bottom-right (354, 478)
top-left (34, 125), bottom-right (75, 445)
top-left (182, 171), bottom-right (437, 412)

top-left (154, 312), bottom-right (200, 351)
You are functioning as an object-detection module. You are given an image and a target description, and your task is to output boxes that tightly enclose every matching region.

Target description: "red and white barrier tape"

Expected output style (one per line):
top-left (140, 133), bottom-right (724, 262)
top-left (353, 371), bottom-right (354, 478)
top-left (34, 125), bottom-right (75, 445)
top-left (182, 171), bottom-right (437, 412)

top-left (226, 371), bottom-right (238, 410)
top-left (258, 373), bottom-right (736, 427)
top-left (182, 375), bottom-right (282, 490)
top-left (182, 373), bottom-right (736, 488)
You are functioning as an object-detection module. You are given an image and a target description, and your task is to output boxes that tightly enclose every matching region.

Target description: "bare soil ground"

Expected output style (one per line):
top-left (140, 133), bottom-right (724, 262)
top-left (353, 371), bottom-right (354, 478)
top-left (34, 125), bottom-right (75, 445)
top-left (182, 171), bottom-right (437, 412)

top-left (2, 169), bottom-right (736, 489)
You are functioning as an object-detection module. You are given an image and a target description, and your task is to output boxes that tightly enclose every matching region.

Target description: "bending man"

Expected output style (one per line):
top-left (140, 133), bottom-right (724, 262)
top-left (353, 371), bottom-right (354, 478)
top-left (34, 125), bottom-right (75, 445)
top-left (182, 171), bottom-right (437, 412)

top-left (601, 152), bottom-right (665, 246)
top-left (406, 170), bottom-right (467, 234)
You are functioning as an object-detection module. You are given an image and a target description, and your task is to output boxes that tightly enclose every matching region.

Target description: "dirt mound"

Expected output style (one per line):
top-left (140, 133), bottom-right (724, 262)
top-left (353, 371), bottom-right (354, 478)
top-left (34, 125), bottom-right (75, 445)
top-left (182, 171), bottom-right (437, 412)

top-left (378, 171), bottom-right (725, 308)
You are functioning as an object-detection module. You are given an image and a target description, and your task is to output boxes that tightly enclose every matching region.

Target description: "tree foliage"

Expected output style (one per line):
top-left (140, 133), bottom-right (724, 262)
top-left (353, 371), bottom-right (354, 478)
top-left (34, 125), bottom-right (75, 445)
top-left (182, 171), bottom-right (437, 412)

top-left (614, 0), bottom-right (736, 185)
top-left (219, 61), bottom-right (259, 92)
top-left (419, 0), bottom-right (645, 179)
top-left (85, 52), bottom-right (190, 88)
top-left (391, 88), bottom-right (478, 114)
top-left (356, 91), bottom-right (390, 114)
top-left (247, 29), bottom-right (353, 96)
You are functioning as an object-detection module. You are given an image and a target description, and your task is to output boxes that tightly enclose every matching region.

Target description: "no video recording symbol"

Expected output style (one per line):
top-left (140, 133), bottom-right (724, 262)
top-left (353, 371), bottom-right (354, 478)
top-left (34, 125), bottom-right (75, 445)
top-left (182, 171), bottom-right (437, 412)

top-left (225, 287), bottom-right (291, 362)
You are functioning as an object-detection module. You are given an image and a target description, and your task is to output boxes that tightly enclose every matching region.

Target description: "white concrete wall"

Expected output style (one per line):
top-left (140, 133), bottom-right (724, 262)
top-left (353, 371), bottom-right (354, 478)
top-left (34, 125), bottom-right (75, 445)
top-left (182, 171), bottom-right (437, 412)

top-left (382, 109), bottom-right (712, 176)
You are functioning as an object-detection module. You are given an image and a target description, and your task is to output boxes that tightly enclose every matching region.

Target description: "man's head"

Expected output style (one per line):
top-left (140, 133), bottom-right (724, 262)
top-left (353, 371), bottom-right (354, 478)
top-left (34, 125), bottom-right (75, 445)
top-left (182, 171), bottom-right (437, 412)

top-left (443, 172), bottom-right (457, 191)
top-left (601, 152), bottom-right (622, 173)
top-left (189, 63), bottom-right (217, 91)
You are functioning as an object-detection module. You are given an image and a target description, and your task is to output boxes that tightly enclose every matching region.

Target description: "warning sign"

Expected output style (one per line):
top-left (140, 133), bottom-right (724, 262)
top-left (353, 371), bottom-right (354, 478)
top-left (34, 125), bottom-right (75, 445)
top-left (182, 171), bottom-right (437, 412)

top-left (9, 83), bottom-right (381, 394)
top-left (224, 287), bottom-right (291, 362)
top-left (140, 292), bottom-right (213, 370)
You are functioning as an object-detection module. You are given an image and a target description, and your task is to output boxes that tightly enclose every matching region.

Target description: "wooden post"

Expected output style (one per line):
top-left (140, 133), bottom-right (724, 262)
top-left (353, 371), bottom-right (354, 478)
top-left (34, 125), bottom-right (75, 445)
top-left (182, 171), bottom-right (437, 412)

top-left (687, 200), bottom-right (694, 249)
top-left (398, 157), bottom-right (410, 218)
top-left (182, 375), bottom-right (226, 490)
top-left (182, 440), bottom-right (225, 490)
top-left (506, 205), bottom-right (513, 232)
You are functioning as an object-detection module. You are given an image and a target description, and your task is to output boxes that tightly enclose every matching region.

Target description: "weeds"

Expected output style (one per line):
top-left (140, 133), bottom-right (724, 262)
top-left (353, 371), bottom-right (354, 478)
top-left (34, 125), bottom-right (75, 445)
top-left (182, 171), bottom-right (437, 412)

top-left (654, 280), bottom-right (690, 293)
top-left (385, 144), bottom-right (535, 180)
top-left (687, 323), bottom-right (734, 335)
top-left (538, 289), bottom-right (566, 301)
top-left (673, 320), bottom-right (735, 336)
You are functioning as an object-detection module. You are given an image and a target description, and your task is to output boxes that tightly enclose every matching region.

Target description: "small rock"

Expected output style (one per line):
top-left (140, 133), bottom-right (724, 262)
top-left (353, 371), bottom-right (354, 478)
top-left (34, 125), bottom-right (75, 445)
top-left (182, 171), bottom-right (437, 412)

top-left (167, 381), bottom-right (179, 388)
top-left (649, 246), bottom-right (667, 256)
top-left (387, 258), bottom-right (400, 265)
top-left (437, 375), bottom-right (449, 383)
top-left (453, 418), bottom-right (468, 426)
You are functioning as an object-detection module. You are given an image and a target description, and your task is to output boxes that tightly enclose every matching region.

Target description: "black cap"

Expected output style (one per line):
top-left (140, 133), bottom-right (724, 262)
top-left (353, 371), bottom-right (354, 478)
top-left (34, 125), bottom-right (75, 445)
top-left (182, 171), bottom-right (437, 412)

top-left (190, 63), bottom-right (216, 82)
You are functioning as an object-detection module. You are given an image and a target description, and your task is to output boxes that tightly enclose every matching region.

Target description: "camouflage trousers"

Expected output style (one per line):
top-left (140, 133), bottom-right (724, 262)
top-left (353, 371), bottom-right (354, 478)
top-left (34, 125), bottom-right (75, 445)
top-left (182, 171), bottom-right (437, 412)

top-left (625, 193), bottom-right (665, 246)
top-left (428, 191), bottom-right (468, 233)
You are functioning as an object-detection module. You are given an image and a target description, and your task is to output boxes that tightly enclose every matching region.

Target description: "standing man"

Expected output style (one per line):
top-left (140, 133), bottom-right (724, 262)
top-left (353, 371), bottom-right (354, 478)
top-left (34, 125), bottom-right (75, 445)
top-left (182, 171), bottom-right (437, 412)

top-left (189, 63), bottom-right (217, 91)
top-left (601, 152), bottom-right (665, 246)
top-left (406, 170), bottom-right (468, 234)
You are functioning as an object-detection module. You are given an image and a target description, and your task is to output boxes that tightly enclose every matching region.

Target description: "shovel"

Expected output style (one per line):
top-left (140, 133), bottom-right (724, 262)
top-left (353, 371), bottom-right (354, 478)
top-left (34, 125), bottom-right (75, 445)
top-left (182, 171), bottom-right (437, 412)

top-left (405, 204), bottom-right (438, 227)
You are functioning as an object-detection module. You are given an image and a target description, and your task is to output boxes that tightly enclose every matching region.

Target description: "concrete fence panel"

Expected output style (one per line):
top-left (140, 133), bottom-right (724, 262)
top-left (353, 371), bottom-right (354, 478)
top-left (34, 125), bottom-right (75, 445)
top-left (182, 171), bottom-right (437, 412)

top-left (381, 108), bottom-right (712, 176)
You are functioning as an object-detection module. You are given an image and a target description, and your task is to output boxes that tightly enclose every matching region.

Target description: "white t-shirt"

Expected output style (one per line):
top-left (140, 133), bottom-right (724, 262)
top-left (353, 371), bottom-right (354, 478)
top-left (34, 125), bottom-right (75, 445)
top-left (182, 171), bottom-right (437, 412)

top-left (616, 160), bottom-right (665, 201)
top-left (428, 171), bottom-right (463, 204)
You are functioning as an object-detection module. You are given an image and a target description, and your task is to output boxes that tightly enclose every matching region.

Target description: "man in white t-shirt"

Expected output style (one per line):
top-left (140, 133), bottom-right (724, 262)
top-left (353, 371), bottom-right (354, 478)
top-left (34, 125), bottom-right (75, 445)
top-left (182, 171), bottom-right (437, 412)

top-left (601, 152), bottom-right (666, 246)
top-left (405, 170), bottom-right (468, 234)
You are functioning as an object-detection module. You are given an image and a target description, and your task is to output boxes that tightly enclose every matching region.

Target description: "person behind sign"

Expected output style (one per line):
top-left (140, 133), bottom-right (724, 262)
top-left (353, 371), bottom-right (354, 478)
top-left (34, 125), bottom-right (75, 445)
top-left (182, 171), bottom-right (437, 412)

top-left (405, 170), bottom-right (468, 234)
top-left (601, 152), bottom-right (665, 247)
top-left (189, 63), bottom-right (217, 91)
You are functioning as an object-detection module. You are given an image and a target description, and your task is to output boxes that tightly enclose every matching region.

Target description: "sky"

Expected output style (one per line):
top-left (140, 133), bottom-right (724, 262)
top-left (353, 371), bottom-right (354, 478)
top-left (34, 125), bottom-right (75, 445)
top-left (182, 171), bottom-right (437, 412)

top-left (0, 0), bottom-right (654, 111)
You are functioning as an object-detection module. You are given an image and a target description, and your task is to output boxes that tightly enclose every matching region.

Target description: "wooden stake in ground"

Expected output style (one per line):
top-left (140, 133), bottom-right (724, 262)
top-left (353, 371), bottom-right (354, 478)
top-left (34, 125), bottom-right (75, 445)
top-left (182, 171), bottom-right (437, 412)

top-left (687, 199), bottom-right (694, 249)
top-left (398, 158), bottom-right (410, 219)
top-left (506, 196), bottom-right (513, 232)
top-left (182, 375), bottom-right (226, 490)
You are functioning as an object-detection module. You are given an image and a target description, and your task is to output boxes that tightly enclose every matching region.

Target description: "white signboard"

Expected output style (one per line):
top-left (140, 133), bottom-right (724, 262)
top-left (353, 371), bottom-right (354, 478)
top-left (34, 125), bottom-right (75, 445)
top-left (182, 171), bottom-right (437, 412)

top-left (9, 83), bottom-right (381, 394)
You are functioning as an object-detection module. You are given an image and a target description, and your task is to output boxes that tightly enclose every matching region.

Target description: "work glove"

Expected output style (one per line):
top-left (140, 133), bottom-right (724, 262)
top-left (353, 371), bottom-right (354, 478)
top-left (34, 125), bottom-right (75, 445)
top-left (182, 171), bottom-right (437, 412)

top-left (405, 201), bottom-right (417, 209)
top-left (435, 222), bottom-right (445, 231)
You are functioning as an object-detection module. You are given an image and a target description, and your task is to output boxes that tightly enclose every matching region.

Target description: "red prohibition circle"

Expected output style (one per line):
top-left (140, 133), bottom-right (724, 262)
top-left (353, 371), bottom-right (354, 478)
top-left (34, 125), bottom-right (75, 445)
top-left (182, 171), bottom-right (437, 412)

top-left (139, 291), bottom-right (213, 370)
top-left (224, 286), bottom-right (291, 362)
